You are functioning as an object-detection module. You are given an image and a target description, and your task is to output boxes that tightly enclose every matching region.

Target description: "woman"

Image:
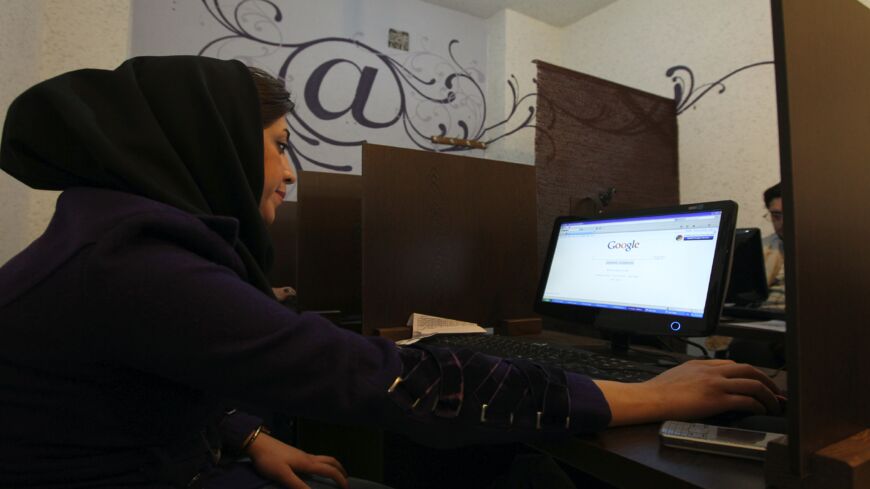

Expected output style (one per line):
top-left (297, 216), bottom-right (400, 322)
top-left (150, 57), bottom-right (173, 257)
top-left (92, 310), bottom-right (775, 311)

top-left (0, 56), bottom-right (781, 489)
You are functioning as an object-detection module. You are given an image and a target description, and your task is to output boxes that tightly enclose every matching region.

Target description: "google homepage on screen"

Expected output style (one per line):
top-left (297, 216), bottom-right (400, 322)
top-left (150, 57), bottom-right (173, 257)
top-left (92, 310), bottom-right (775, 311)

top-left (541, 211), bottom-right (722, 318)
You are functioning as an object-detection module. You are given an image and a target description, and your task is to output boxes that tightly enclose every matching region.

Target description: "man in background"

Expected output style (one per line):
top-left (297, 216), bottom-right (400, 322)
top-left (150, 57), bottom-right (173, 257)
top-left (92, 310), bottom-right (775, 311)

top-left (762, 183), bottom-right (785, 308)
top-left (726, 183), bottom-right (787, 369)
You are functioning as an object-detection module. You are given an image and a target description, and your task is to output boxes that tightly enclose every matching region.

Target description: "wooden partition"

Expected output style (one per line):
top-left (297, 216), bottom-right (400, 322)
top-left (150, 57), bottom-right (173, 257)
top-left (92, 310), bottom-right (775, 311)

top-left (361, 144), bottom-right (538, 334)
top-left (534, 61), bottom-right (679, 270)
top-left (267, 202), bottom-right (297, 288)
top-left (296, 171), bottom-right (362, 316)
top-left (765, 1), bottom-right (870, 487)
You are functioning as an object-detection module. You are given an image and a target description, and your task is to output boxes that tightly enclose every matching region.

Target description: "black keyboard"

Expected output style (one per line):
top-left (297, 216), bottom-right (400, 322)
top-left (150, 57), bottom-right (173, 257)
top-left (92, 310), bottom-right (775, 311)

top-left (419, 334), bottom-right (666, 383)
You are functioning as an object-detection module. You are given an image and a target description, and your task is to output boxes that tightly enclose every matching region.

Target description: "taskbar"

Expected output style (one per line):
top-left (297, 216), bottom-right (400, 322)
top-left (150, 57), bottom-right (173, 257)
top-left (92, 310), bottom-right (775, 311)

top-left (542, 298), bottom-right (704, 318)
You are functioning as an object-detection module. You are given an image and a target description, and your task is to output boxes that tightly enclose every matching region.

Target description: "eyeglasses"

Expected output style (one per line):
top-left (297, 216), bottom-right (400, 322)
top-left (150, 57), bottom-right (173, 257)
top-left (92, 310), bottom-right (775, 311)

top-left (763, 211), bottom-right (784, 222)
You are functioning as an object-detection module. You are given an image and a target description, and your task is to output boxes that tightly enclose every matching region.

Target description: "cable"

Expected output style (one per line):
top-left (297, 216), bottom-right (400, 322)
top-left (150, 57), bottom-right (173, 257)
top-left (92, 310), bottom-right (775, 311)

top-left (654, 337), bottom-right (678, 352)
top-left (675, 337), bottom-right (711, 359)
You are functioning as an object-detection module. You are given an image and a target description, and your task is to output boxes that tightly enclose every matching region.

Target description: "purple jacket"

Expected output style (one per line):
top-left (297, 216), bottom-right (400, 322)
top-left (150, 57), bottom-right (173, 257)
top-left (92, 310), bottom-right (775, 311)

top-left (0, 188), bottom-right (610, 488)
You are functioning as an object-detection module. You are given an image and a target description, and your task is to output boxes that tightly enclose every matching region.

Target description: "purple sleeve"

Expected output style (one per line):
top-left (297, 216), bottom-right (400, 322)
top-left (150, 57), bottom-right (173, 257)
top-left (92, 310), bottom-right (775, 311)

top-left (84, 227), bottom-right (402, 428)
top-left (381, 345), bottom-right (611, 447)
top-left (218, 410), bottom-right (263, 454)
top-left (566, 373), bottom-right (612, 432)
top-left (83, 221), bottom-right (611, 446)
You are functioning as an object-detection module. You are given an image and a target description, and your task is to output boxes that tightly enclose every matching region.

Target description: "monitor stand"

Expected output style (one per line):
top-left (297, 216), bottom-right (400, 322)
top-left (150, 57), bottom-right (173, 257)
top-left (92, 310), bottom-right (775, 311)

top-left (542, 317), bottom-right (679, 365)
top-left (609, 332), bottom-right (632, 354)
top-left (581, 331), bottom-right (680, 368)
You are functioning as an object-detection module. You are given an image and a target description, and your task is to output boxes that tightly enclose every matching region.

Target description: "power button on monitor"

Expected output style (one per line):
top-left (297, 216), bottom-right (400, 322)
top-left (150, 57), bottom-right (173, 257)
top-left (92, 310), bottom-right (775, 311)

top-left (670, 321), bottom-right (682, 332)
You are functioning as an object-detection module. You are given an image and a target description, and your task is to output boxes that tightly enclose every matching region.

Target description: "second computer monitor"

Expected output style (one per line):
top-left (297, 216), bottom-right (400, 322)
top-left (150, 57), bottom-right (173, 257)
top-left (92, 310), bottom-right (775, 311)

top-left (535, 201), bottom-right (737, 337)
top-left (724, 228), bottom-right (769, 306)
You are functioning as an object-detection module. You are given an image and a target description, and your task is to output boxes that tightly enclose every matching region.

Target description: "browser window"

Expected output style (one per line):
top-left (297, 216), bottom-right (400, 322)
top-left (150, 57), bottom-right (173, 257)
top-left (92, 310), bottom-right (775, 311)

top-left (542, 211), bottom-right (722, 318)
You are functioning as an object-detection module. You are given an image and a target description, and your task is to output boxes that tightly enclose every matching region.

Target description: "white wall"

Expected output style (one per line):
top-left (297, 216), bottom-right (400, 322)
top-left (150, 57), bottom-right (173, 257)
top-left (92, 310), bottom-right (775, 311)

top-left (0, 0), bottom-right (131, 265)
top-left (484, 10), bottom-right (509, 160)
top-left (538, 0), bottom-right (781, 231)
top-left (485, 9), bottom-right (562, 165)
top-left (0, 1), bottom-right (40, 265)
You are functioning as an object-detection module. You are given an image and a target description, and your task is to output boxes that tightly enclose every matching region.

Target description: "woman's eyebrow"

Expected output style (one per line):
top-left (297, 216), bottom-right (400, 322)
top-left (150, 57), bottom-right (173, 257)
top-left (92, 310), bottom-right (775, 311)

top-left (283, 129), bottom-right (290, 143)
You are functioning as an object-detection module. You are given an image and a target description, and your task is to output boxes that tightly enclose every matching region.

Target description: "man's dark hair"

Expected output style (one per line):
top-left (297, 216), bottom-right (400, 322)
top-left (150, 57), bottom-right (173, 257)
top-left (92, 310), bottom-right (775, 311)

top-left (247, 66), bottom-right (294, 126)
top-left (763, 182), bottom-right (782, 208)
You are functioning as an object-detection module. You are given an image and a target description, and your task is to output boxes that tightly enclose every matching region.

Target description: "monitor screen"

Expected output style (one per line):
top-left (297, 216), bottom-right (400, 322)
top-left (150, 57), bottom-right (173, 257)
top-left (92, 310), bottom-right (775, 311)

top-left (535, 201), bottom-right (737, 337)
top-left (725, 228), bottom-right (769, 305)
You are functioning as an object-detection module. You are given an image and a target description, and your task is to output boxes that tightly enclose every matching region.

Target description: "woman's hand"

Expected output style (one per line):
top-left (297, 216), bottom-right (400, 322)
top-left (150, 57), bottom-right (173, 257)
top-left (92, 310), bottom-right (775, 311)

top-left (246, 433), bottom-right (348, 489)
top-left (272, 286), bottom-right (296, 303)
top-left (595, 359), bottom-right (784, 426)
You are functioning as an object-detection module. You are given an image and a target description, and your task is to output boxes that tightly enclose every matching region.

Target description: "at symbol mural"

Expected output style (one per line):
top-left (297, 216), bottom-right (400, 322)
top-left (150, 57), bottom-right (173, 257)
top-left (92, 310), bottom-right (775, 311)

top-left (199, 0), bottom-right (536, 172)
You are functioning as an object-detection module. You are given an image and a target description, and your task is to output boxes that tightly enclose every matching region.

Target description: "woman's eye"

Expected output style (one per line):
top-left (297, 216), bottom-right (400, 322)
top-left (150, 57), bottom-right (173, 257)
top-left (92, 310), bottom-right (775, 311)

top-left (277, 142), bottom-right (288, 153)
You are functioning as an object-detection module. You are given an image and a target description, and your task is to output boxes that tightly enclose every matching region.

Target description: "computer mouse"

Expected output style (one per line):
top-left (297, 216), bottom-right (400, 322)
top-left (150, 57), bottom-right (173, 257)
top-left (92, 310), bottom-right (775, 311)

top-left (732, 414), bottom-right (788, 434)
top-left (705, 410), bottom-right (753, 426)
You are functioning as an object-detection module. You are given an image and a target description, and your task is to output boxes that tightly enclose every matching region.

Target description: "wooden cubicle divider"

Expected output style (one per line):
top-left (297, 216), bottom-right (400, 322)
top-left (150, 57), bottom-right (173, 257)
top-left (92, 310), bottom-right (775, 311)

top-left (266, 202), bottom-right (298, 289)
top-left (293, 172), bottom-right (380, 480)
top-left (296, 171), bottom-right (362, 318)
top-left (361, 143), bottom-right (538, 335)
top-left (295, 146), bottom-right (539, 485)
top-left (765, 1), bottom-right (870, 487)
top-left (534, 60), bottom-right (679, 270)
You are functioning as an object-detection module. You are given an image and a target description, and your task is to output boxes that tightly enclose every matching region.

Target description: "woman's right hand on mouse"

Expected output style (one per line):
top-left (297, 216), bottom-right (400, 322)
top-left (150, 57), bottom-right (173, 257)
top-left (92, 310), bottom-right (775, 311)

top-left (594, 359), bottom-right (783, 426)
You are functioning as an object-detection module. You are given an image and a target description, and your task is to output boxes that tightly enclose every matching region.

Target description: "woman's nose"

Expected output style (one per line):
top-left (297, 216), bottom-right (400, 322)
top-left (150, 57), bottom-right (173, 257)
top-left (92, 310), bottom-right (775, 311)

top-left (283, 161), bottom-right (297, 185)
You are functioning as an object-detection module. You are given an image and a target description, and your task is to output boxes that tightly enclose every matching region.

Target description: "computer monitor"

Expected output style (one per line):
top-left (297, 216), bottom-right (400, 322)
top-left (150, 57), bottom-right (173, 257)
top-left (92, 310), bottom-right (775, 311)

top-left (725, 228), bottom-right (769, 306)
top-left (534, 201), bottom-right (737, 346)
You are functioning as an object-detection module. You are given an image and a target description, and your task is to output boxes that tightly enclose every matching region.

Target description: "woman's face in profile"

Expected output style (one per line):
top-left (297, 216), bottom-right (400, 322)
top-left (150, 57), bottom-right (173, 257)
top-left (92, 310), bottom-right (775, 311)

top-left (260, 117), bottom-right (296, 225)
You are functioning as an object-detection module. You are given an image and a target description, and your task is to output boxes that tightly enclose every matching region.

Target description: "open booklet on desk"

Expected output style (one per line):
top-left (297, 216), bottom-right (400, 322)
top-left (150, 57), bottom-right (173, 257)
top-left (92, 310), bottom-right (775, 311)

top-left (396, 313), bottom-right (487, 345)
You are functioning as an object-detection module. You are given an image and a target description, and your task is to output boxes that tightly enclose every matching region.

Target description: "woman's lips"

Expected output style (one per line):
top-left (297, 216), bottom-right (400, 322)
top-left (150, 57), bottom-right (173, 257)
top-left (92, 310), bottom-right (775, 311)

top-left (275, 189), bottom-right (286, 200)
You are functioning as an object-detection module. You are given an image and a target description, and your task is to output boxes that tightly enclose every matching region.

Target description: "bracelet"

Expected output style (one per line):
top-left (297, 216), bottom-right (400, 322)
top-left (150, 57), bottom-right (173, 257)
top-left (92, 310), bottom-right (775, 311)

top-left (241, 425), bottom-right (270, 451)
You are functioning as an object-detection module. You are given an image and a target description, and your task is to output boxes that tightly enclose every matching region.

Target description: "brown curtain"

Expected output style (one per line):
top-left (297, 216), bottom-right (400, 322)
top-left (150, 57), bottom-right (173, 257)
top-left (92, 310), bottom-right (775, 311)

top-left (534, 61), bottom-right (679, 269)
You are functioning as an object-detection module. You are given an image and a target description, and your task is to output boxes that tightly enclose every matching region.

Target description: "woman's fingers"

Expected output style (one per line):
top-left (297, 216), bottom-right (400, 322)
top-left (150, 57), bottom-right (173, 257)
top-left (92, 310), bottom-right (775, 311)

top-left (304, 461), bottom-right (348, 489)
top-left (716, 363), bottom-right (781, 394)
top-left (274, 465), bottom-right (310, 489)
top-left (312, 455), bottom-right (348, 477)
top-left (723, 393), bottom-right (767, 415)
top-left (721, 378), bottom-right (781, 415)
top-left (709, 361), bottom-right (782, 414)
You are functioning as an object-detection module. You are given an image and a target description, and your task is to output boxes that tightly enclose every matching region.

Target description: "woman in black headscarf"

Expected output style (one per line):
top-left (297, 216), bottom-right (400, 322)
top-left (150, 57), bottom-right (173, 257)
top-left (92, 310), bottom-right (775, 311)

top-left (0, 56), bottom-right (782, 489)
top-left (0, 55), bottom-right (384, 489)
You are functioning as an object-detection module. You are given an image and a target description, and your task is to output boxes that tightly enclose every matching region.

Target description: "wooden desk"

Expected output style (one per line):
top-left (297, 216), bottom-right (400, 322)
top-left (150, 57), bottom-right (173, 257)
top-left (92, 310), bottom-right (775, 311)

top-left (303, 328), bottom-right (786, 488)
top-left (512, 330), bottom-right (787, 489)
top-left (530, 424), bottom-right (768, 489)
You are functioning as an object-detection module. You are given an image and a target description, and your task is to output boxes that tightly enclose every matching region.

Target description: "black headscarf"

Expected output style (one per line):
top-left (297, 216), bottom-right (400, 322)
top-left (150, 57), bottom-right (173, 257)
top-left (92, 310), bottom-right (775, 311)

top-left (0, 56), bottom-right (274, 293)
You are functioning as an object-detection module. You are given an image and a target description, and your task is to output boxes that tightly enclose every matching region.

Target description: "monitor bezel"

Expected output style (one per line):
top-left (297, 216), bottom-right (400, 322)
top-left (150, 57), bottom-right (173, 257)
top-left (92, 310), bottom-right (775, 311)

top-left (534, 200), bottom-right (737, 337)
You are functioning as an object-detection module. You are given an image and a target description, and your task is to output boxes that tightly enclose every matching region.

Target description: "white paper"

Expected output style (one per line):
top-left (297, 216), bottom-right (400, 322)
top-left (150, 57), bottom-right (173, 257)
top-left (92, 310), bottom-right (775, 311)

top-left (395, 313), bottom-right (486, 345)
top-left (395, 333), bottom-right (436, 346)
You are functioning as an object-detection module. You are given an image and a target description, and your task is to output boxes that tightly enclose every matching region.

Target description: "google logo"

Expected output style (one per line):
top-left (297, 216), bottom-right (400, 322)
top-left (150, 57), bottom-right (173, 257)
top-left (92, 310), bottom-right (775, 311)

top-left (608, 240), bottom-right (640, 252)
